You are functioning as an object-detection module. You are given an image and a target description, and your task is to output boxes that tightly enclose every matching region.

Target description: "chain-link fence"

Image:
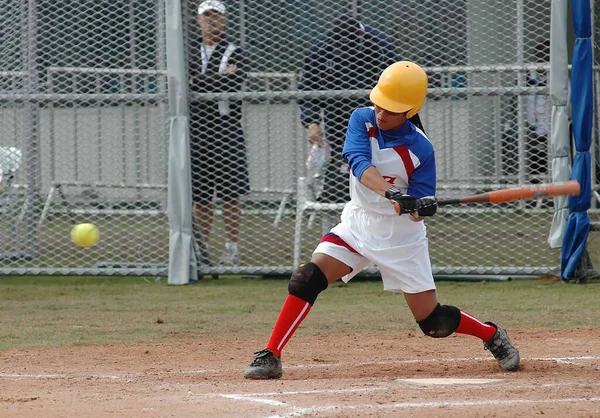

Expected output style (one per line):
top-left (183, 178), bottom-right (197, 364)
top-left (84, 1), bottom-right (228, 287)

top-left (0, 0), bottom-right (169, 274)
top-left (0, 0), bottom-right (596, 278)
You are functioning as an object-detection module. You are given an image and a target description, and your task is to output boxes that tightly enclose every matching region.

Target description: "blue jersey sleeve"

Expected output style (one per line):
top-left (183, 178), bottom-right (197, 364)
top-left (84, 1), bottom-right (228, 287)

top-left (407, 152), bottom-right (437, 198)
top-left (342, 110), bottom-right (373, 181)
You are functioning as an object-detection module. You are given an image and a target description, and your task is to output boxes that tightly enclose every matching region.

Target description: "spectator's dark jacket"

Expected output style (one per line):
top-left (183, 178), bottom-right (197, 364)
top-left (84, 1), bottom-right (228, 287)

top-left (188, 36), bottom-right (249, 128)
top-left (298, 26), bottom-right (397, 157)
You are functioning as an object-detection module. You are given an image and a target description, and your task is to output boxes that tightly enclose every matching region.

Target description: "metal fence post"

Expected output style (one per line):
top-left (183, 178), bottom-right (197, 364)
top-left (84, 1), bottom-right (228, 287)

top-left (165, 0), bottom-right (196, 284)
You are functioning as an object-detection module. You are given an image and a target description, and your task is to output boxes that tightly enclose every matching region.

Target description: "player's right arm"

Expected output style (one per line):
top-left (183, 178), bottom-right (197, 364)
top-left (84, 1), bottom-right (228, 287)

top-left (343, 109), bottom-right (396, 198)
top-left (359, 167), bottom-right (395, 197)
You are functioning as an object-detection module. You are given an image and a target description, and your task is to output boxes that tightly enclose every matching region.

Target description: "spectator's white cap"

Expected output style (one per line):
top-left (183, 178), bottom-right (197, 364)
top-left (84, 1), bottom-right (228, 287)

top-left (198, 0), bottom-right (226, 16)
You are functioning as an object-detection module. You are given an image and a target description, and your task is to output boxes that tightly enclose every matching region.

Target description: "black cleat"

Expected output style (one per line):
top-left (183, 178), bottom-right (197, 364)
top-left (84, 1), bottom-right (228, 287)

top-left (484, 322), bottom-right (520, 371)
top-left (244, 349), bottom-right (282, 379)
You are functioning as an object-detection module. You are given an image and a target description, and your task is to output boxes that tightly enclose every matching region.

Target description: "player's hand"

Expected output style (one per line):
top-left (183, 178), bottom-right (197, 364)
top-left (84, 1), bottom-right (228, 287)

top-left (385, 187), bottom-right (418, 215)
top-left (307, 123), bottom-right (323, 144)
top-left (415, 196), bottom-right (438, 217)
top-left (222, 64), bottom-right (237, 74)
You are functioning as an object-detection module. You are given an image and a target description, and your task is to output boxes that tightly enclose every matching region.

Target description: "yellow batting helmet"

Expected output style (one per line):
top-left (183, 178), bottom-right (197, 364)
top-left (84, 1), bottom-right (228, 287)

top-left (369, 61), bottom-right (428, 118)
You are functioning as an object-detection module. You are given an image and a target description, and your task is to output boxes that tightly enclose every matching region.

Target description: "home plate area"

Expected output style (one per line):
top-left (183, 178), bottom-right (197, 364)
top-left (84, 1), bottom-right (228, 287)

top-left (214, 359), bottom-right (600, 418)
top-left (206, 331), bottom-right (600, 418)
top-left (1, 331), bottom-right (600, 417)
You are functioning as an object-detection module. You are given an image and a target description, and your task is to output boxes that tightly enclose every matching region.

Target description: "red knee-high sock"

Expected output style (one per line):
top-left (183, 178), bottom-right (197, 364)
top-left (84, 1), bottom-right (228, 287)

top-left (266, 294), bottom-right (312, 357)
top-left (455, 309), bottom-right (497, 341)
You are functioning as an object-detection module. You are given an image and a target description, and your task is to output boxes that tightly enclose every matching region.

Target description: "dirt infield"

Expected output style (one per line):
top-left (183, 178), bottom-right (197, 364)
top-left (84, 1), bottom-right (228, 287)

top-left (1, 329), bottom-right (599, 417)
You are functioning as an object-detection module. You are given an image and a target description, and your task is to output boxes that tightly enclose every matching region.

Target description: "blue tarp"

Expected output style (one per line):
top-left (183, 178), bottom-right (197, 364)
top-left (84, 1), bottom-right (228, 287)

top-left (561, 0), bottom-right (593, 281)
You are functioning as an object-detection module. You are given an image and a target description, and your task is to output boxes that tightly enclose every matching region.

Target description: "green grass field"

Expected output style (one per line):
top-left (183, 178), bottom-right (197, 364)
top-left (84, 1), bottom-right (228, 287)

top-left (1, 276), bottom-right (598, 351)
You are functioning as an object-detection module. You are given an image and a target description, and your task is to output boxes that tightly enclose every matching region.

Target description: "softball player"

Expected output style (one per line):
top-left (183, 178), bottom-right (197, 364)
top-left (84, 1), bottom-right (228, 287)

top-left (245, 61), bottom-right (520, 379)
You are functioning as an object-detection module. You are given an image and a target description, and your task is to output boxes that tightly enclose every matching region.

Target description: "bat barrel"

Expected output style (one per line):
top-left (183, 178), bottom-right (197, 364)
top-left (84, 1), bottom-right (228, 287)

top-left (488, 180), bottom-right (580, 203)
top-left (435, 180), bottom-right (580, 207)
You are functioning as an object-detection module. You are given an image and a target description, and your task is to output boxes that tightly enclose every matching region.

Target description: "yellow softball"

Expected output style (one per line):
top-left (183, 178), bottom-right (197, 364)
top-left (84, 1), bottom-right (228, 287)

top-left (70, 223), bottom-right (100, 247)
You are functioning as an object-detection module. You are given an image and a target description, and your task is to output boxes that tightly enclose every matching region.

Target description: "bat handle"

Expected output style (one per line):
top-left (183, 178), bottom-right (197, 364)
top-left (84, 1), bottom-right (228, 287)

top-left (437, 198), bottom-right (461, 207)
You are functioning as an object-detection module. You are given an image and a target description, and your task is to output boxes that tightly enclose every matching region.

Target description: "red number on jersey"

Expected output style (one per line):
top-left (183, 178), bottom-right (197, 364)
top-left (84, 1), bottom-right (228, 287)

top-left (382, 176), bottom-right (396, 185)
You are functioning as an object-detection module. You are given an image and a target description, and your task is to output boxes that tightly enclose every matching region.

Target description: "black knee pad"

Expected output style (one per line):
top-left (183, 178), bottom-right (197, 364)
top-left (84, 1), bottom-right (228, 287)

top-left (288, 262), bottom-right (328, 305)
top-left (417, 303), bottom-right (461, 338)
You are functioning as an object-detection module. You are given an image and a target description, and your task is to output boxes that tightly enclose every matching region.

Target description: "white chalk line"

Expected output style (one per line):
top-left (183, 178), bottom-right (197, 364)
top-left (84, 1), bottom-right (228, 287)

top-left (223, 386), bottom-right (392, 398)
top-left (0, 369), bottom-right (209, 380)
top-left (221, 394), bottom-right (288, 407)
top-left (0, 355), bottom-right (598, 380)
top-left (0, 373), bottom-right (66, 379)
top-left (219, 387), bottom-right (392, 409)
top-left (219, 380), bottom-right (600, 400)
top-left (263, 397), bottom-right (600, 418)
top-left (286, 355), bottom-right (600, 370)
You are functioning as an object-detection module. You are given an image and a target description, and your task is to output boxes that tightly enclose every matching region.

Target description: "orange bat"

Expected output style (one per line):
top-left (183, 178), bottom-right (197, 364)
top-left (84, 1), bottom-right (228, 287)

top-left (436, 180), bottom-right (581, 206)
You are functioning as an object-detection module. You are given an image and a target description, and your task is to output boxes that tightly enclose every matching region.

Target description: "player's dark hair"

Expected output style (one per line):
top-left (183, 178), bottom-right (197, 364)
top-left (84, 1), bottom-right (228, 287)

top-left (409, 113), bottom-right (425, 133)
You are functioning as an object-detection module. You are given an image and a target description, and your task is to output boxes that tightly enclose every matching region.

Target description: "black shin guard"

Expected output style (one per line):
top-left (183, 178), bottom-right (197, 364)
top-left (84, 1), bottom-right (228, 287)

top-left (417, 303), bottom-right (461, 338)
top-left (288, 262), bottom-right (328, 305)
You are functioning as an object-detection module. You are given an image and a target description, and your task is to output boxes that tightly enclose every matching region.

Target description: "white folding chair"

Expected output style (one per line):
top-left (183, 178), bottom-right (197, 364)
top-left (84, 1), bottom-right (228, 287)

top-left (0, 146), bottom-right (24, 259)
top-left (292, 176), bottom-right (345, 266)
top-left (0, 146), bottom-right (22, 203)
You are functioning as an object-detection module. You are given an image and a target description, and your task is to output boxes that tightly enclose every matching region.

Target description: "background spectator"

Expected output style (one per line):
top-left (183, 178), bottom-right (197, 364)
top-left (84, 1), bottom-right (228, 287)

top-left (188, 0), bottom-right (250, 267)
top-left (525, 40), bottom-right (550, 181)
top-left (298, 14), bottom-right (398, 204)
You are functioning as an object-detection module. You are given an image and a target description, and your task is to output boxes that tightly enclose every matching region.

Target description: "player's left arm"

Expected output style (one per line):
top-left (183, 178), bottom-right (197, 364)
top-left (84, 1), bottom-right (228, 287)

top-left (406, 153), bottom-right (437, 221)
top-left (381, 151), bottom-right (438, 220)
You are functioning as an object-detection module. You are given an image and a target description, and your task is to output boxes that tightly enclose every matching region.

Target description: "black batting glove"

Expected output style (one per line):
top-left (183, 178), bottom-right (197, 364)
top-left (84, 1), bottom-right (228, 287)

top-left (415, 196), bottom-right (438, 216)
top-left (385, 187), bottom-right (418, 215)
